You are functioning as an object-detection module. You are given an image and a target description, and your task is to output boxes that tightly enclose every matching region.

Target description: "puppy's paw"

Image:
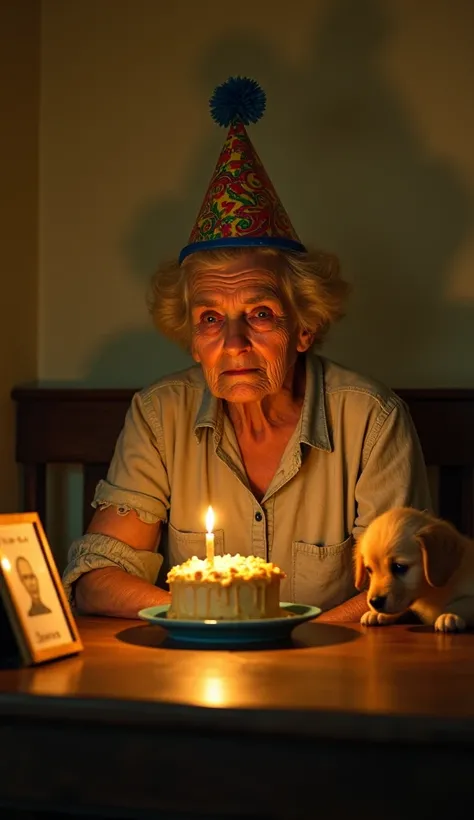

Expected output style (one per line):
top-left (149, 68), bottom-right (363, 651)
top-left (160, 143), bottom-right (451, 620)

top-left (434, 613), bottom-right (466, 633)
top-left (360, 611), bottom-right (398, 627)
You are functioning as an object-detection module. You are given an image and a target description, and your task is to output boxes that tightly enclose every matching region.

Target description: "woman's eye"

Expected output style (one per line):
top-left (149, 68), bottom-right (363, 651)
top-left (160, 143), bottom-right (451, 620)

top-left (391, 562), bottom-right (409, 576)
top-left (200, 312), bottom-right (220, 324)
top-left (252, 307), bottom-right (273, 320)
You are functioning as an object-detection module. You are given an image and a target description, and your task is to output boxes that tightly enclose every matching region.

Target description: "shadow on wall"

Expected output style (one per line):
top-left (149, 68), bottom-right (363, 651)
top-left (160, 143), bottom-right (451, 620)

top-left (85, 0), bottom-right (473, 390)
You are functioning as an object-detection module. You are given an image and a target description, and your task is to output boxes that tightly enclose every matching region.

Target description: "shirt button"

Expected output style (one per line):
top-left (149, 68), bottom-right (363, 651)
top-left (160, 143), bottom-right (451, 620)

top-left (255, 511), bottom-right (263, 522)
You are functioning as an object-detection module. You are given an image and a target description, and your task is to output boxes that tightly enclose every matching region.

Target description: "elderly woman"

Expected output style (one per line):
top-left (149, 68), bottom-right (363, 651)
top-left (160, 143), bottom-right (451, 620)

top-left (63, 78), bottom-right (431, 620)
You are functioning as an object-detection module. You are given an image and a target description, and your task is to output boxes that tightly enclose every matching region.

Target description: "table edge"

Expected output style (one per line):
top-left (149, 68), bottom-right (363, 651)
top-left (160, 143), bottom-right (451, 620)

top-left (2, 692), bottom-right (474, 745)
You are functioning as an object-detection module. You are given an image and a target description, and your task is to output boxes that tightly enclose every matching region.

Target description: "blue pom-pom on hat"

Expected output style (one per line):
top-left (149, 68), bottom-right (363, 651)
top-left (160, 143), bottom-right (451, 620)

top-left (209, 76), bottom-right (266, 127)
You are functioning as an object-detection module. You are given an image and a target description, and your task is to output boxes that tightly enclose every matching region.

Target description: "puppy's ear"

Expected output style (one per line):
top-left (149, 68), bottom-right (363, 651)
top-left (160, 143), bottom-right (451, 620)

top-left (354, 546), bottom-right (368, 590)
top-left (416, 520), bottom-right (464, 587)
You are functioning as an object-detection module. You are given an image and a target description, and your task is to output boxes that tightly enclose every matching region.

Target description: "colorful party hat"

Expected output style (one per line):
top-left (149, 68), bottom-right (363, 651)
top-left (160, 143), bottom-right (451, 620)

top-left (179, 77), bottom-right (306, 263)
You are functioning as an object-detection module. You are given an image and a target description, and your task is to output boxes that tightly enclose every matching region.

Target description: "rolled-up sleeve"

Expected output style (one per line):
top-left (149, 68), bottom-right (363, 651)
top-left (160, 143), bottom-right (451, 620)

top-left (62, 389), bottom-right (169, 601)
top-left (62, 533), bottom-right (164, 606)
top-left (92, 390), bottom-right (171, 523)
top-left (354, 397), bottom-right (432, 539)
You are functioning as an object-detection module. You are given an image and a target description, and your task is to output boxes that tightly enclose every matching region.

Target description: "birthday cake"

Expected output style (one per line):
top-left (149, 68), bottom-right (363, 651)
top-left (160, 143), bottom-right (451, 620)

top-left (166, 554), bottom-right (285, 621)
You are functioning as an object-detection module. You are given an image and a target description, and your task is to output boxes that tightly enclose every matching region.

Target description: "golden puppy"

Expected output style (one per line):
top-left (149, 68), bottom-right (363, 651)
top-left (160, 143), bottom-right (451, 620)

top-left (355, 507), bottom-right (474, 632)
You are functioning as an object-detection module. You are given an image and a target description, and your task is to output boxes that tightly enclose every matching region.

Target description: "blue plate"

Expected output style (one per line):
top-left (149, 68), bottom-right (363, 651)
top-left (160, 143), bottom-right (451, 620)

top-left (137, 602), bottom-right (321, 647)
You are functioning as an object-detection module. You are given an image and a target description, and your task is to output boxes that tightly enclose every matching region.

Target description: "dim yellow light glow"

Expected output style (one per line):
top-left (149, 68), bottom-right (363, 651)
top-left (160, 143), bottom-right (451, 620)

top-left (1, 557), bottom-right (11, 572)
top-left (202, 675), bottom-right (226, 706)
top-left (205, 505), bottom-right (215, 533)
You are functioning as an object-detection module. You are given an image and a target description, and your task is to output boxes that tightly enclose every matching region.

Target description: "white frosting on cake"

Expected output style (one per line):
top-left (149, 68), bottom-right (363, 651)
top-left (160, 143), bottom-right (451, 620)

top-left (167, 554), bottom-right (285, 621)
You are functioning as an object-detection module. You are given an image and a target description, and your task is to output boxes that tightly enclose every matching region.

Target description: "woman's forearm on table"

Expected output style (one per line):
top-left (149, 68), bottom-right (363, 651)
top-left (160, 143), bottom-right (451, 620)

top-left (74, 567), bottom-right (170, 619)
top-left (316, 591), bottom-right (368, 623)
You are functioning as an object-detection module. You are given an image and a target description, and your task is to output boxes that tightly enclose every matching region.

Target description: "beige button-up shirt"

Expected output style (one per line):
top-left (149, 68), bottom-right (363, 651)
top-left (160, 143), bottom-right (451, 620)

top-left (63, 354), bottom-right (431, 610)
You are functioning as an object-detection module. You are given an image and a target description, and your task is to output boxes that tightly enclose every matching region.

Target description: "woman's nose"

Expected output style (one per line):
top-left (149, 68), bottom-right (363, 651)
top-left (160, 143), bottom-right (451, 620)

top-left (223, 318), bottom-right (251, 354)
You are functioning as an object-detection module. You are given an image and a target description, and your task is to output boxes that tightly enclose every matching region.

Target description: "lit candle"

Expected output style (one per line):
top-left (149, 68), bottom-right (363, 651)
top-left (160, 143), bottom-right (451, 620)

top-left (205, 505), bottom-right (215, 565)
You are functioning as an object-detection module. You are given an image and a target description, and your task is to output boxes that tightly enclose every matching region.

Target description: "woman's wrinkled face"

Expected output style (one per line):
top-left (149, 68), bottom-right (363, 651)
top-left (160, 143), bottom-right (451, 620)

top-left (189, 258), bottom-right (312, 402)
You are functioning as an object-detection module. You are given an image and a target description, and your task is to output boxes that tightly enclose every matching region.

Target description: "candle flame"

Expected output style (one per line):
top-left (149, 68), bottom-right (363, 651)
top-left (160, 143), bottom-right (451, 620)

top-left (205, 505), bottom-right (214, 533)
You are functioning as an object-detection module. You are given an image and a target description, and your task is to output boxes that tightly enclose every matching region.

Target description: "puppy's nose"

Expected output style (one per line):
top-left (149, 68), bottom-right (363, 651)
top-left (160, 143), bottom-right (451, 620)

top-left (369, 595), bottom-right (387, 612)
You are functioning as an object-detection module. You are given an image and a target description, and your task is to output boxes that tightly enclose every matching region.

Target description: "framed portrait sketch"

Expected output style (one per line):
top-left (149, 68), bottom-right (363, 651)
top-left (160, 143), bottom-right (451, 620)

top-left (0, 512), bottom-right (83, 666)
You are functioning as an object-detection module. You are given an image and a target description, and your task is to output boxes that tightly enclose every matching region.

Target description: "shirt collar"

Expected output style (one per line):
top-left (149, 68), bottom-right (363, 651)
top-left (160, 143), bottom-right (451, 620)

top-left (193, 381), bottom-right (222, 444)
top-left (193, 353), bottom-right (332, 452)
top-left (299, 353), bottom-right (332, 452)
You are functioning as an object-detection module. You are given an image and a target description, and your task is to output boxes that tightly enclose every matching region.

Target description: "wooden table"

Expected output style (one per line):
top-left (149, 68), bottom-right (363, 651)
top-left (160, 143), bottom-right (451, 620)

top-left (1, 616), bottom-right (474, 819)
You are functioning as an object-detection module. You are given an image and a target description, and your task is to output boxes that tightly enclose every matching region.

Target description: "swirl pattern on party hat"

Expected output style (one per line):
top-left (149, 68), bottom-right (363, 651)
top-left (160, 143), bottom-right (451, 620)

top-left (179, 77), bottom-right (305, 263)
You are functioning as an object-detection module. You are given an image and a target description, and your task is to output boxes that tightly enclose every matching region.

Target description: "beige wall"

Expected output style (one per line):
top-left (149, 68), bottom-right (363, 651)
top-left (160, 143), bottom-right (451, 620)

top-left (0, 0), bottom-right (40, 511)
top-left (39, 0), bottom-right (474, 388)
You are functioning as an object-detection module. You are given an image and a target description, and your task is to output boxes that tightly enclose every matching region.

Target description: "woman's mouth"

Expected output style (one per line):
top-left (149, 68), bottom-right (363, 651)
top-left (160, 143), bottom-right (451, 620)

top-left (222, 368), bottom-right (258, 375)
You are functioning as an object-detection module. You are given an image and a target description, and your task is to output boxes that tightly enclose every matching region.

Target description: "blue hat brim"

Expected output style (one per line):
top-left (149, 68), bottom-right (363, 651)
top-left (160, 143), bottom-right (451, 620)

top-left (179, 235), bottom-right (307, 264)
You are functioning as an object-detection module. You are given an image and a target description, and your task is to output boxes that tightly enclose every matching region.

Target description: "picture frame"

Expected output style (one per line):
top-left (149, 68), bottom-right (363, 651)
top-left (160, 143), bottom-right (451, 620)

top-left (0, 512), bottom-right (83, 666)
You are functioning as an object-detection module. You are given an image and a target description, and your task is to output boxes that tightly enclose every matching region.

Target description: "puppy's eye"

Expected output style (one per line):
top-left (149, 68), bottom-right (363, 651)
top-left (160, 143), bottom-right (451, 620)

top-left (391, 562), bottom-right (409, 576)
top-left (365, 566), bottom-right (372, 575)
